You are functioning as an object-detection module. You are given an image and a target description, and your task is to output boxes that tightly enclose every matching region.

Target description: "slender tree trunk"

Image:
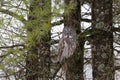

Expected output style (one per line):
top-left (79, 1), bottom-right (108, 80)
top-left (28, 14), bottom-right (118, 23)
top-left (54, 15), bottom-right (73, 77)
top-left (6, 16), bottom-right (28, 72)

top-left (26, 0), bottom-right (51, 80)
top-left (91, 0), bottom-right (114, 80)
top-left (64, 0), bottom-right (84, 80)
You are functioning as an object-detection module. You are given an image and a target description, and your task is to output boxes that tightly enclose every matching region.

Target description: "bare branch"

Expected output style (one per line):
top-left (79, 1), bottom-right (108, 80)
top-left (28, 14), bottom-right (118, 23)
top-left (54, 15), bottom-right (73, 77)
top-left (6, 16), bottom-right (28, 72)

top-left (0, 44), bottom-right (25, 49)
top-left (0, 8), bottom-right (26, 24)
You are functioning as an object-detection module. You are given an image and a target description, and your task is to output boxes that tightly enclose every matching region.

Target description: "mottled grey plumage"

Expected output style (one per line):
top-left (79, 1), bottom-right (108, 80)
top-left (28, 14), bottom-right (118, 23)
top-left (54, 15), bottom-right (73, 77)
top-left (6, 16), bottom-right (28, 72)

top-left (58, 26), bottom-right (77, 62)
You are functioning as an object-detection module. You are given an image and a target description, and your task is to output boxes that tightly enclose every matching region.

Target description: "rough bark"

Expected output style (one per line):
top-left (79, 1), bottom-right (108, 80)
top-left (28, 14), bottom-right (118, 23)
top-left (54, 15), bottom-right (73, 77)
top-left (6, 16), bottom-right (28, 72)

top-left (64, 0), bottom-right (84, 80)
top-left (26, 0), bottom-right (51, 80)
top-left (92, 0), bottom-right (114, 80)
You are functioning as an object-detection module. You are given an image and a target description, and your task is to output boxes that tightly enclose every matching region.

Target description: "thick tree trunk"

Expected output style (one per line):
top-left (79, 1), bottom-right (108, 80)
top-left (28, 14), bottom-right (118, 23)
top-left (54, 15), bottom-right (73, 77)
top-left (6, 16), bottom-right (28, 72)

top-left (26, 0), bottom-right (51, 80)
top-left (92, 0), bottom-right (114, 80)
top-left (64, 0), bottom-right (84, 80)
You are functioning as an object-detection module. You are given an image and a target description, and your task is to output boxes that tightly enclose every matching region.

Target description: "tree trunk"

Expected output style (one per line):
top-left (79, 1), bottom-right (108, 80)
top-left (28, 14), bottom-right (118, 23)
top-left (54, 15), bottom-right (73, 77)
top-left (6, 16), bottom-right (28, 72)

top-left (26, 0), bottom-right (51, 80)
top-left (92, 0), bottom-right (114, 80)
top-left (64, 0), bottom-right (84, 80)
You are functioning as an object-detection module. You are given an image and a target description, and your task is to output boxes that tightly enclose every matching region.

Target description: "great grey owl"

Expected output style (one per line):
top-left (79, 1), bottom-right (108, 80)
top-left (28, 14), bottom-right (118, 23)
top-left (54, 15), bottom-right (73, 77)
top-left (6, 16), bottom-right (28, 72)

top-left (57, 26), bottom-right (77, 62)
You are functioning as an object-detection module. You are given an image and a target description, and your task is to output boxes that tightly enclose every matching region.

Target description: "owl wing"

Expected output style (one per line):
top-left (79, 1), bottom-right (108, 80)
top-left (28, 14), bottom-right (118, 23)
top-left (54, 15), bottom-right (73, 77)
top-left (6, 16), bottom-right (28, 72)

top-left (57, 37), bottom-right (64, 62)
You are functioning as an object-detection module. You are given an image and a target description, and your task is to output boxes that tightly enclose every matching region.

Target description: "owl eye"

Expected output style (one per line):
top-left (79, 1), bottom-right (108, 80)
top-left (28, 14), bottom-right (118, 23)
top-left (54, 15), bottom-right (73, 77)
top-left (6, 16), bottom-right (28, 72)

top-left (64, 35), bottom-right (68, 38)
top-left (69, 36), bottom-right (72, 38)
